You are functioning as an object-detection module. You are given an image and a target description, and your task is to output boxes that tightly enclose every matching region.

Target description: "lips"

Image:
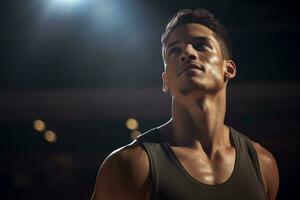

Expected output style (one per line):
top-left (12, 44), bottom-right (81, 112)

top-left (178, 63), bottom-right (205, 76)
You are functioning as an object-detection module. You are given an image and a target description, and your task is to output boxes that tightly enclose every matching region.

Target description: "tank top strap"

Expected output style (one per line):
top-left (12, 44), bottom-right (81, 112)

top-left (229, 127), bottom-right (266, 196)
top-left (136, 128), bottom-right (163, 200)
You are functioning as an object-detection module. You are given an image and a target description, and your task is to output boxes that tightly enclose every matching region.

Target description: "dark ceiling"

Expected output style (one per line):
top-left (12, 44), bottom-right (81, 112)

top-left (1, 0), bottom-right (299, 89)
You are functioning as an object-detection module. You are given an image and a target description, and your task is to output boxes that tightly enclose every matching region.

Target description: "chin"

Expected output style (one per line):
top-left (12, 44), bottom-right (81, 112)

top-left (178, 80), bottom-right (223, 96)
top-left (179, 83), bottom-right (206, 96)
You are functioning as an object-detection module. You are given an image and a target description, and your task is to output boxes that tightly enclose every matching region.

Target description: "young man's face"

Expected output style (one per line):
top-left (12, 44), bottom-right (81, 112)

top-left (162, 23), bottom-right (235, 98)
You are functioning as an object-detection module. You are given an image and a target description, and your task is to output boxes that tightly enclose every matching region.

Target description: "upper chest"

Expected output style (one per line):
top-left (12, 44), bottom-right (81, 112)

top-left (170, 146), bottom-right (236, 185)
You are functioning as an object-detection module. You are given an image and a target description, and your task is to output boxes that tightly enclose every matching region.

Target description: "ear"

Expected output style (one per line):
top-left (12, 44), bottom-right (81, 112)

top-left (162, 71), bottom-right (169, 93)
top-left (224, 60), bottom-right (236, 80)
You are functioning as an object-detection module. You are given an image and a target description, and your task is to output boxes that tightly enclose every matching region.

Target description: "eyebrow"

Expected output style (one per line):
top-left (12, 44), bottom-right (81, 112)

top-left (195, 36), bottom-right (213, 43)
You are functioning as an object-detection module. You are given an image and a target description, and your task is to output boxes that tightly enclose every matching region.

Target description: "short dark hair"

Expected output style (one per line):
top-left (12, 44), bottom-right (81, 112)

top-left (161, 9), bottom-right (232, 63)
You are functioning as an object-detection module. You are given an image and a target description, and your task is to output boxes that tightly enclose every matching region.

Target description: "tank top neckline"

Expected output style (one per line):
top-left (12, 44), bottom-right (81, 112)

top-left (154, 126), bottom-right (241, 189)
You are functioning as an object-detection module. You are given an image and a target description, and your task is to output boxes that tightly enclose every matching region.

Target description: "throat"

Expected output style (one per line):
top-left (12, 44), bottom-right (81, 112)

top-left (170, 94), bottom-right (227, 151)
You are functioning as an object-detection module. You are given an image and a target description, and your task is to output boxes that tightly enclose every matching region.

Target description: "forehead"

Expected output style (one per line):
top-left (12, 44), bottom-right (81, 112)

top-left (166, 23), bottom-right (218, 46)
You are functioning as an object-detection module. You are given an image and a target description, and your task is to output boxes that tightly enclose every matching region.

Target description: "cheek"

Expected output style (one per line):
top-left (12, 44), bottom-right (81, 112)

top-left (166, 59), bottom-right (180, 77)
top-left (166, 57), bottom-right (180, 72)
top-left (205, 55), bottom-right (224, 79)
top-left (165, 66), bottom-right (177, 84)
top-left (208, 55), bottom-right (220, 65)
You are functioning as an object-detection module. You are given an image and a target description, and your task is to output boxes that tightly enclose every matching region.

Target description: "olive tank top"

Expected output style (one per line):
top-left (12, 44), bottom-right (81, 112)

top-left (137, 126), bottom-right (267, 200)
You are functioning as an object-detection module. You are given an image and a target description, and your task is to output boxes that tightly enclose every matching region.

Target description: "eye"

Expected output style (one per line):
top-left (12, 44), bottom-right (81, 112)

top-left (168, 47), bottom-right (181, 56)
top-left (193, 41), bottom-right (211, 51)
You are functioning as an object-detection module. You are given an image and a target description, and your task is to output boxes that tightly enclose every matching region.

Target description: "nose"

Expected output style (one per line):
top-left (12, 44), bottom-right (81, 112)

top-left (180, 44), bottom-right (197, 63)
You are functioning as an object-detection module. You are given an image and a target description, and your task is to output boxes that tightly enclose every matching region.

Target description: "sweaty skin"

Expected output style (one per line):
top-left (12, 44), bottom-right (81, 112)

top-left (91, 23), bottom-right (279, 200)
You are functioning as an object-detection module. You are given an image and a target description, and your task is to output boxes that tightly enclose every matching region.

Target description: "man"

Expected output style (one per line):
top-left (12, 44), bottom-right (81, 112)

top-left (91, 9), bottom-right (279, 200)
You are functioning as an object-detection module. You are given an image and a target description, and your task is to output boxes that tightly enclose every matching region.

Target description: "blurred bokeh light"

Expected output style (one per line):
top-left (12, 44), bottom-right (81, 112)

top-left (33, 119), bottom-right (46, 132)
top-left (126, 118), bottom-right (139, 130)
top-left (44, 130), bottom-right (57, 143)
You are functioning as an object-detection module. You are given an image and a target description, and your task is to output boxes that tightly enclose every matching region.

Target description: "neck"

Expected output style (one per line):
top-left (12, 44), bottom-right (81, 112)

top-left (164, 89), bottom-right (230, 156)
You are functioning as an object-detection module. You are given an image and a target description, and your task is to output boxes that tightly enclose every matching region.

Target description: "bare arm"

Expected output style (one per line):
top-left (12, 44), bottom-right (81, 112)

top-left (91, 143), bottom-right (151, 200)
top-left (253, 142), bottom-right (280, 200)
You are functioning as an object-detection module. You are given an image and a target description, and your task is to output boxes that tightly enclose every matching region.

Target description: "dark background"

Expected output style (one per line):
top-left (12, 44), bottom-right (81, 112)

top-left (0, 0), bottom-right (299, 199)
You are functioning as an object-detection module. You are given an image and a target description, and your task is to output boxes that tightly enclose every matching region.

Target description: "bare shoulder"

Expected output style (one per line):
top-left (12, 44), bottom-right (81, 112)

top-left (251, 141), bottom-right (280, 200)
top-left (91, 140), bottom-right (151, 200)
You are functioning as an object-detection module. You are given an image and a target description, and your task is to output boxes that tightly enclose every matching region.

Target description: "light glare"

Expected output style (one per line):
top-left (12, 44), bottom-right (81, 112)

top-left (52, 0), bottom-right (80, 5)
top-left (42, 0), bottom-right (82, 15)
